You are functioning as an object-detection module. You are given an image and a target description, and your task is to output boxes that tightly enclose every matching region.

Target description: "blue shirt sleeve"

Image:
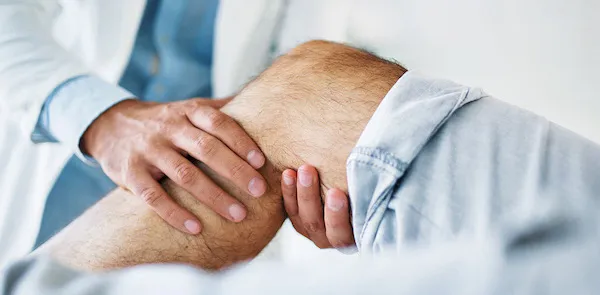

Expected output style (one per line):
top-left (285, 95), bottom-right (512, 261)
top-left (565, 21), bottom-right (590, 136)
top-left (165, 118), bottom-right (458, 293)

top-left (31, 75), bottom-right (135, 162)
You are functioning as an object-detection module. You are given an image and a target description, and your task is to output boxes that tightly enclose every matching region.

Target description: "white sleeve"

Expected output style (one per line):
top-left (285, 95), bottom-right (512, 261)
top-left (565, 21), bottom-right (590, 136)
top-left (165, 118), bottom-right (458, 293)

top-left (0, 0), bottom-right (89, 136)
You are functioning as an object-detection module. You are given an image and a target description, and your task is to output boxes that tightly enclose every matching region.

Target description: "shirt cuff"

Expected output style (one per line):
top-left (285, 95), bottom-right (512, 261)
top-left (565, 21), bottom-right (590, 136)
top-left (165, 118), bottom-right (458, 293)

top-left (44, 75), bottom-right (135, 164)
top-left (31, 98), bottom-right (59, 144)
top-left (346, 71), bottom-right (486, 251)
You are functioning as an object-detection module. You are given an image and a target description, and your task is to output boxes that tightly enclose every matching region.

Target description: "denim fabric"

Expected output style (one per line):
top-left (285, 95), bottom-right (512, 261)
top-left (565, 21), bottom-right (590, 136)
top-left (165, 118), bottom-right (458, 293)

top-left (32, 0), bottom-right (219, 247)
top-left (347, 71), bottom-right (600, 252)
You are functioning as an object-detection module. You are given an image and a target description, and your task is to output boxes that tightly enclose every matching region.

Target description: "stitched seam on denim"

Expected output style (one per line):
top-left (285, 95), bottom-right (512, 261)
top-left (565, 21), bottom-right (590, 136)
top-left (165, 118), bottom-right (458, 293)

top-left (349, 157), bottom-right (409, 246)
top-left (350, 147), bottom-right (406, 170)
top-left (348, 159), bottom-right (405, 176)
top-left (358, 184), bottom-right (396, 244)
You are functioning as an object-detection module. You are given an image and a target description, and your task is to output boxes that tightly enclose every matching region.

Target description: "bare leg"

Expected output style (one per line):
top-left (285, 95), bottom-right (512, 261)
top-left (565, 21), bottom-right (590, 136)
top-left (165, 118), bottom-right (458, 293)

top-left (38, 41), bottom-right (405, 271)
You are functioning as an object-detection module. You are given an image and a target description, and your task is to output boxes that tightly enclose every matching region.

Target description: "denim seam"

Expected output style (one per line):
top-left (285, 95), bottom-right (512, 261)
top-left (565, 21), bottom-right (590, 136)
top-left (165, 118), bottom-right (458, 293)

top-left (347, 159), bottom-right (405, 177)
top-left (348, 152), bottom-right (409, 246)
top-left (350, 147), bottom-right (406, 170)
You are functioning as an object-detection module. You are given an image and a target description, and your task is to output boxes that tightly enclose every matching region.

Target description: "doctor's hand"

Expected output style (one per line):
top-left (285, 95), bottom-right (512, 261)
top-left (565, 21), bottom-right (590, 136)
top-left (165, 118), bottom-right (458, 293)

top-left (281, 165), bottom-right (356, 253)
top-left (81, 98), bottom-right (267, 235)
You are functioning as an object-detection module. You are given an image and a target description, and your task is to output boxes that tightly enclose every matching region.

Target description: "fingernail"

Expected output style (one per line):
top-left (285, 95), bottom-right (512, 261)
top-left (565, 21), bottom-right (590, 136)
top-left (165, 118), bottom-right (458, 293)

top-left (283, 174), bottom-right (295, 186)
top-left (184, 220), bottom-right (201, 234)
top-left (229, 204), bottom-right (247, 222)
top-left (337, 245), bottom-right (358, 255)
top-left (326, 190), bottom-right (345, 212)
top-left (248, 177), bottom-right (267, 197)
top-left (298, 169), bottom-right (313, 187)
top-left (247, 150), bottom-right (266, 169)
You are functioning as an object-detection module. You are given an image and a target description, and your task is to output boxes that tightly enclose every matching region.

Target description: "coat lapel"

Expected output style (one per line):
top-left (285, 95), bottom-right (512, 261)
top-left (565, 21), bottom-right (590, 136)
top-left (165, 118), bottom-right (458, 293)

top-left (212, 0), bottom-right (286, 97)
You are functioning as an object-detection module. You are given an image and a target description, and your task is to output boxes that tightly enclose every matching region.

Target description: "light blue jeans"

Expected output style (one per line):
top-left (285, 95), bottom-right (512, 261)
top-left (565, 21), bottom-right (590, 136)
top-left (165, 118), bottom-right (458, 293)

top-left (3, 72), bottom-right (600, 294)
top-left (348, 72), bottom-right (600, 253)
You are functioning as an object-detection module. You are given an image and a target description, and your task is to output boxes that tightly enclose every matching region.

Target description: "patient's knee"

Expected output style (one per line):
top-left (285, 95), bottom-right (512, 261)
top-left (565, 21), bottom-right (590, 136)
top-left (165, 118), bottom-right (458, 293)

top-left (223, 41), bottom-right (406, 197)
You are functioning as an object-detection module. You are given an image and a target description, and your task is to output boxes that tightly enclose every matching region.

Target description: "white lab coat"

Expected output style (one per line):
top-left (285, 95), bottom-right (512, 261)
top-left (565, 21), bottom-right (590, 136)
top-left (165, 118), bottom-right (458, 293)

top-left (0, 0), bottom-right (286, 267)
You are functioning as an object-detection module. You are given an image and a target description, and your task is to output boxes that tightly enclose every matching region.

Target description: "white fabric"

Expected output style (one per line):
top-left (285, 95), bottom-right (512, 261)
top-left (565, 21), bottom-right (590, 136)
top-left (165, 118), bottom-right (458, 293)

top-left (0, 0), bottom-right (285, 268)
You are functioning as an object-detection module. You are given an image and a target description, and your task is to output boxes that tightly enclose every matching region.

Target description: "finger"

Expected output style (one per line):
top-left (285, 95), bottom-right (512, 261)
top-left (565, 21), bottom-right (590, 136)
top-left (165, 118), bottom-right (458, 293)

top-left (186, 105), bottom-right (265, 169)
top-left (173, 127), bottom-right (267, 198)
top-left (127, 169), bottom-right (202, 234)
top-left (297, 165), bottom-right (332, 249)
top-left (281, 169), bottom-right (309, 238)
top-left (203, 97), bottom-right (233, 109)
top-left (289, 215), bottom-right (310, 240)
top-left (151, 148), bottom-right (247, 223)
top-left (325, 188), bottom-right (356, 250)
top-left (282, 169), bottom-right (299, 216)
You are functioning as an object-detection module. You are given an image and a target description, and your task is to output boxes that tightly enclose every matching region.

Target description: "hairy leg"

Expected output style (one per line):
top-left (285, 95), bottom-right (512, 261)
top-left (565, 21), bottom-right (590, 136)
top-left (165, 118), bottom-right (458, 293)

top-left (38, 41), bottom-right (406, 271)
top-left (39, 160), bottom-right (284, 271)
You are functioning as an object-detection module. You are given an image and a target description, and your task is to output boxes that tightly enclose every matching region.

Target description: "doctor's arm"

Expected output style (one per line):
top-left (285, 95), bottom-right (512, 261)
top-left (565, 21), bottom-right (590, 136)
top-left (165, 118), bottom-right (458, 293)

top-left (0, 1), bottom-right (272, 234)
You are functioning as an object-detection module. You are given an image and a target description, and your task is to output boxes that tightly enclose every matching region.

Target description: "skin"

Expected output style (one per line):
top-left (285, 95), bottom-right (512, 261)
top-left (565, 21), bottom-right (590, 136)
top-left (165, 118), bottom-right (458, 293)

top-left (82, 89), bottom-right (268, 234)
top-left (39, 40), bottom-right (406, 271)
top-left (282, 166), bottom-right (354, 249)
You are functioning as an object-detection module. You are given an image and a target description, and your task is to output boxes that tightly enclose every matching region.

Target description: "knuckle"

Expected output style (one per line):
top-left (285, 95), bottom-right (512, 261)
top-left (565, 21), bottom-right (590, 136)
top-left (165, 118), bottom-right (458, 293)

top-left (194, 135), bottom-right (218, 158)
top-left (298, 191), bottom-right (315, 202)
top-left (123, 169), bottom-right (137, 185)
top-left (103, 162), bottom-right (122, 180)
top-left (326, 217), bottom-right (347, 230)
top-left (174, 162), bottom-right (197, 185)
top-left (187, 99), bottom-right (204, 108)
top-left (303, 221), bottom-right (324, 233)
top-left (163, 102), bottom-right (184, 115)
top-left (154, 120), bottom-right (169, 134)
top-left (230, 137), bottom-right (247, 152)
top-left (124, 156), bottom-right (141, 172)
top-left (207, 189), bottom-right (227, 207)
top-left (163, 207), bottom-right (178, 222)
top-left (228, 162), bottom-right (247, 180)
top-left (140, 187), bottom-right (164, 207)
top-left (205, 110), bottom-right (228, 130)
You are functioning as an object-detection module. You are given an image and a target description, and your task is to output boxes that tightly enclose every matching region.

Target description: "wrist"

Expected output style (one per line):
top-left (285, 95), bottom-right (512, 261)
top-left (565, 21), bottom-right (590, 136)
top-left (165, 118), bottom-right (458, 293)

top-left (80, 98), bottom-right (140, 158)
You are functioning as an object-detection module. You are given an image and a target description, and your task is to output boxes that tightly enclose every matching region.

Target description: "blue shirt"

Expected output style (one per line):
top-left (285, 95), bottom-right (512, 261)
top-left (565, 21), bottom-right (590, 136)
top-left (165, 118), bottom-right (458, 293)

top-left (32, 0), bottom-right (219, 247)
